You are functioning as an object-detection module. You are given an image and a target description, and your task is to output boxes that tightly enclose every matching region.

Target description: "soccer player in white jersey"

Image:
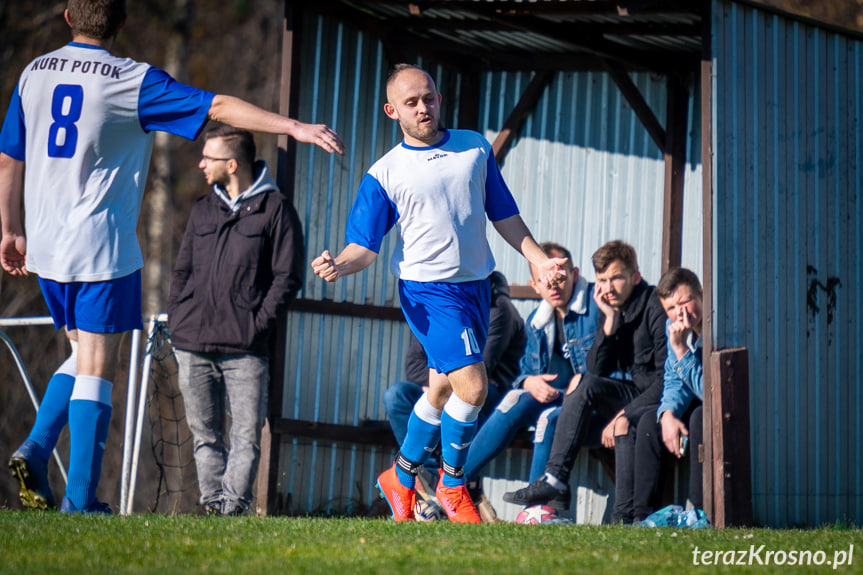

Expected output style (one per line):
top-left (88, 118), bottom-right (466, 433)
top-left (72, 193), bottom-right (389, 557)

top-left (311, 64), bottom-right (564, 522)
top-left (0, 0), bottom-right (343, 514)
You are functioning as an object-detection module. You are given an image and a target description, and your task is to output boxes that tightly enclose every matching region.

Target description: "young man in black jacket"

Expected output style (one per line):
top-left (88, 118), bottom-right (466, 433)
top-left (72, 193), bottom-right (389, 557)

top-left (168, 125), bottom-right (304, 516)
top-left (503, 240), bottom-right (667, 515)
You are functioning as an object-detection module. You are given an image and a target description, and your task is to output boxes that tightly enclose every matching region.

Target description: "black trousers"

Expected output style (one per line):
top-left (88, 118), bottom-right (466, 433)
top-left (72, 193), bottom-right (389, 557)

top-left (613, 402), bottom-right (704, 523)
top-left (544, 373), bottom-right (640, 484)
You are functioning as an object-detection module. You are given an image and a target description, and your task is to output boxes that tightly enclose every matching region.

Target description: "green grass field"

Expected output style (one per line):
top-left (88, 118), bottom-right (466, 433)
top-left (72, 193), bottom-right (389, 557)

top-left (0, 511), bottom-right (860, 575)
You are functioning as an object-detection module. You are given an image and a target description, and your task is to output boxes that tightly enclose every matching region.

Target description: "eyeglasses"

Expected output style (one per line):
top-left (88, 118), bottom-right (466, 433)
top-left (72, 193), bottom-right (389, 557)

top-left (200, 155), bottom-right (233, 164)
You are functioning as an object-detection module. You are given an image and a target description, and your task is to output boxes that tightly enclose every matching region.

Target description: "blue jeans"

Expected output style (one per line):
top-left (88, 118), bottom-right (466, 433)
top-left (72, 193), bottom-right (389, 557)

top-left (463, 389), bottom-right (563, 483)
top-left (175, 349), bottom-right (269, 511)
top-left (382, 381), bottom-right (503, 453)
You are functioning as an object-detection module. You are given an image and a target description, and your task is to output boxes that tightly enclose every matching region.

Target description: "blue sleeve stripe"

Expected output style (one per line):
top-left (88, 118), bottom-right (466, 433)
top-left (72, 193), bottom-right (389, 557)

top-left (0, 84), bottom-right (26, 161)
top-left (138, 67), bottom-right (214, 140)
top-left (484, 150), bottom-right (519, 221)
top-left (345, 173), bottom-right (398, 253)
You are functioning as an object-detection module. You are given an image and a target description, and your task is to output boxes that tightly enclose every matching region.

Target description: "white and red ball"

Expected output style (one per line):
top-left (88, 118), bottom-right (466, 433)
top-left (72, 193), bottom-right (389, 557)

top-left (514, 505), bottom-right (558, 524)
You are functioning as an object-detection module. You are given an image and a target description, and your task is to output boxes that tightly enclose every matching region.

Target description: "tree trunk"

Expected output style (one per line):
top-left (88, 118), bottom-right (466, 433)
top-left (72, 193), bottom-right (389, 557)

top-left (143, 0), bottom-right (192, 318)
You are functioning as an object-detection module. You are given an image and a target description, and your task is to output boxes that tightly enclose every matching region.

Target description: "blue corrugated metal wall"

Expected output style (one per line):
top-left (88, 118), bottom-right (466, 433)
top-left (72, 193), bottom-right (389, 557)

top-left (712, 0), bottom-right (863, 526)
top-left (279, 12), bottom-right (703, 517)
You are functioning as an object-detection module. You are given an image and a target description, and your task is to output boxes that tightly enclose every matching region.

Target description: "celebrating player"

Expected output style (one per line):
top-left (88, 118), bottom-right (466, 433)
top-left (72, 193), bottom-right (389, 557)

top-left (0, 0), bottom-right (343, 513)
top-left (311, 64), bottom-right (563, 523)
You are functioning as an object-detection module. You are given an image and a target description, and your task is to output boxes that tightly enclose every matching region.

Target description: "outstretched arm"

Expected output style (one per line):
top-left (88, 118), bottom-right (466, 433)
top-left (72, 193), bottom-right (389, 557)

top-left (311, 243), bottom-right (377, 282)
top-left (492, 214), bottom-right (565, 287)
top-left (0, 153), bottom-right (27, 276)
top-left (208, 95), bottom-right (345, 155)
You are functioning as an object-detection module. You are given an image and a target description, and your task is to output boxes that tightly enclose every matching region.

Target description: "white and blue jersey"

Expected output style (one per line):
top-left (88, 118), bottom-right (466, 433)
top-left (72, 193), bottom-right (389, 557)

top-left (346, 129), bottom-right (518, 283)
top-left (0, 42), bottom-right (214, 282)
top-left (346, 129), bottom-right (519, 372)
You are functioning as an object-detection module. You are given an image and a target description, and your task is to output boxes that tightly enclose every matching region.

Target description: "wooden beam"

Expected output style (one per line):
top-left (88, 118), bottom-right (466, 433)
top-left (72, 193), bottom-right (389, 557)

top-left (661, 74), bottom-right (688, 272)
top-left (709, 348), bottom-right (754, 528)
top-left (491, 70), bottom-right (555, 164)
top-left (291, 298), bottom-right (405, 322)
top-left (601, 58), bottom-right (666, 151)
top-left (699, 2), bottom-right (715, 526)
top-left (354, 0), bottom-right (697, 17)
top-left (258, 0), bottom-right (304, 517)
top-left (382, 17), bottom-right (701, 37)
top-left (741, 0), bottom-right (863, 39)
top-left (271, 417), bottom-right (536, 449)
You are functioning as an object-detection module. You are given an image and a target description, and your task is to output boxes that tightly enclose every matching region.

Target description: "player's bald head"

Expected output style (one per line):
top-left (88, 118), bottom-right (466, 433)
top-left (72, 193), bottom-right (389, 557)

top-left (386, 64), bottom-right (435, 103)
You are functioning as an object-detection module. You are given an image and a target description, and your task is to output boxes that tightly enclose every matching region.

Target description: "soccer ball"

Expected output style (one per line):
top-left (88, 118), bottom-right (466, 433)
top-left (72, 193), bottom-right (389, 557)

top-left (415, 499), bottom-right (444, 521)
top-left (514, 505), bottom-right (558, 524)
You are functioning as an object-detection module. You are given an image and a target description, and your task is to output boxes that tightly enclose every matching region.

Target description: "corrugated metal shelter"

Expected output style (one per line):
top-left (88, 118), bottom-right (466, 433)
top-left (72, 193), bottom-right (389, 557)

top-left (260, 0), bottom-right (862, 527)
top-left (708, 0), bottom-right (863, 527)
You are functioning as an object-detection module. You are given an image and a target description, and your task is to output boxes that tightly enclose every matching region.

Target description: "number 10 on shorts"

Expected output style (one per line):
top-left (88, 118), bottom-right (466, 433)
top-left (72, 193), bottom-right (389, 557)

top-left (460, 328), bottom-right (480, 356)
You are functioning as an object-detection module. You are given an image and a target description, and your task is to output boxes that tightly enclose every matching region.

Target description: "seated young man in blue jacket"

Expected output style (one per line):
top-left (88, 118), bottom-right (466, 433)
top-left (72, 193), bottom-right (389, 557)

top-left (462, 242), bottom-right (599, 497)
top-left (618, 267), bottom-right (704, 522)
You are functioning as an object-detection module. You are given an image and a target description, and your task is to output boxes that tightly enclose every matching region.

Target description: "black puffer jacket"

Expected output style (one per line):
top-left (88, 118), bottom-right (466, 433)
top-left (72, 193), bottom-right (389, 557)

top-left (168, 162), bottom-right (304, 356)
top-left (585, 279), bottom-right (667, 419)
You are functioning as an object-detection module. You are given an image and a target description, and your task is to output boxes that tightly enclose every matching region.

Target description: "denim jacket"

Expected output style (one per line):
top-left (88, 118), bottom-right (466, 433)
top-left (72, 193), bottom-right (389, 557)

top-left (656, 318), bottom-right (703, 420)
top-left (512, 276), bottom-right (599, 390)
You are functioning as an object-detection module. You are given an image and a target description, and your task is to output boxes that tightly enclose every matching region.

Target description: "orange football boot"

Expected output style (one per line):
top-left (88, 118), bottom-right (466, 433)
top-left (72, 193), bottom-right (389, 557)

top-left (376, 464), bottom-right (416, 521)
top-left (435, 469), bottom-right (481, 523)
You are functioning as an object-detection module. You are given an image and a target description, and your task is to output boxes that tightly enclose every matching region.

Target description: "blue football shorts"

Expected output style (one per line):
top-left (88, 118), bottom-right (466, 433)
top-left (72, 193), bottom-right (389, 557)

top-left (38, 270), bottom-right (144, 333)
top-left (399, 277), bottom-right (491, 374)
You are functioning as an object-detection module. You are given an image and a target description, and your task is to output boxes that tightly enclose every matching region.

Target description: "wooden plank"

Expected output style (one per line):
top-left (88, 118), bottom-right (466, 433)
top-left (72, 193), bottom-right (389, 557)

top-left (291, 299), bottom-right (406, 322)
top-left (709, 348), bottom-right (754, 528)
top-left (743, 0), bottom-right (863, 38)
top-left (601, 57), bottom-right (666, 152)
top-left (661, 75), bottom-right (688, 273)
top-left (259, 0), bottom-right (305, 517)
top-left (699, 4), bottom-right (715, 524)
top-left (491, 70), bottom-right (555, 164)
top-left (272, 417), bottom-right (536, 450)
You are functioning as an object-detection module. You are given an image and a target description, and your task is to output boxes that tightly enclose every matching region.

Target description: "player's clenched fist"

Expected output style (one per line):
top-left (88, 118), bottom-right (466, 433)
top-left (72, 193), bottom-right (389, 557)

top-left (311, 249), bottom-right (340, 282)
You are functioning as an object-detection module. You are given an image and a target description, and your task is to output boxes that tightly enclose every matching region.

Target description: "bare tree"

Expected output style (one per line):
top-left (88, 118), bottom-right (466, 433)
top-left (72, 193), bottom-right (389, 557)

top-left (143, 0), bottom-right (192, 318)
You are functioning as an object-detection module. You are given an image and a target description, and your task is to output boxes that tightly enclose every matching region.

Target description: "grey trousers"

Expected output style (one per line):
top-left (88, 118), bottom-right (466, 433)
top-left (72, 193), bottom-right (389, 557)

top-left (175, 349), bottom-right (269, 512)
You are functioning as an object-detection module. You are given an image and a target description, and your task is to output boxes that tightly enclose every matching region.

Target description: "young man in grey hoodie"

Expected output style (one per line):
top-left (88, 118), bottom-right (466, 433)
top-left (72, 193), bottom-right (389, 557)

top-left (168, 125), bottom-right (304, 516)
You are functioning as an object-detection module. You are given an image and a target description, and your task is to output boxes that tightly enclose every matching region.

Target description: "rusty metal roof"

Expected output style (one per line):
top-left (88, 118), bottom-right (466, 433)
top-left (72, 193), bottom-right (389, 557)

top-left (297, 0), bottom-right (704, 73)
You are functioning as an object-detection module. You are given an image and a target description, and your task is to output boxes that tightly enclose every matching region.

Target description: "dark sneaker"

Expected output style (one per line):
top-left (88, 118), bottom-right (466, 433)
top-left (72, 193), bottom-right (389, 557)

top-left (503, 477), bottom-right (571, 512)
top-left (8, 440), bottom-right (55, 510)
top-left (220, 500), bottom-right (245, 516)
top-left (60, 496), bottom-right (112, 514)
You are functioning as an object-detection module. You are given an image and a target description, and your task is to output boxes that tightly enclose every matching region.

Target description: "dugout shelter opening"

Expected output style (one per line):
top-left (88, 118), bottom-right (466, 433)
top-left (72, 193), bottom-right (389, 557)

top-left (267, 0), bottom-right (863, 528)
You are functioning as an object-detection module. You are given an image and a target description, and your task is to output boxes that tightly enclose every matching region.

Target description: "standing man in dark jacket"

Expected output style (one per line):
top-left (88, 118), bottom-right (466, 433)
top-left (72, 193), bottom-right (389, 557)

top-left (168, 125), bottom-right (304, 516)
top-left (503, 240), bottom-right (666, 514)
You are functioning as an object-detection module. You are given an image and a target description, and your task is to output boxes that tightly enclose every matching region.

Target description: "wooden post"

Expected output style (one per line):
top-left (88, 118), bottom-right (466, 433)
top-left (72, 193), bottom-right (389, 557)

top-left (708, 348), bottom-right (754, 528)
top-left (491, 70), bottom-right (554, 164)
top-left (256, 0), bottom-right (304, 517)
top-left (661, 75), bottom-right (687, 273)
top-left (699, 0), bottom-right (715, 526)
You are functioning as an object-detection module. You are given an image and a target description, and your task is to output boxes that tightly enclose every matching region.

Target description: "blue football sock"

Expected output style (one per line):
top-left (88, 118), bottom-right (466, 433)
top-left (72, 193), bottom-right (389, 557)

top-left (26, 356), bottom-right (77, 460)
top-left (396, 393), bottom-right (441, 488)
top-left (440, 394), bottom-right (481, 488)
top-left (66, 376), bottom-right (112, 509)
